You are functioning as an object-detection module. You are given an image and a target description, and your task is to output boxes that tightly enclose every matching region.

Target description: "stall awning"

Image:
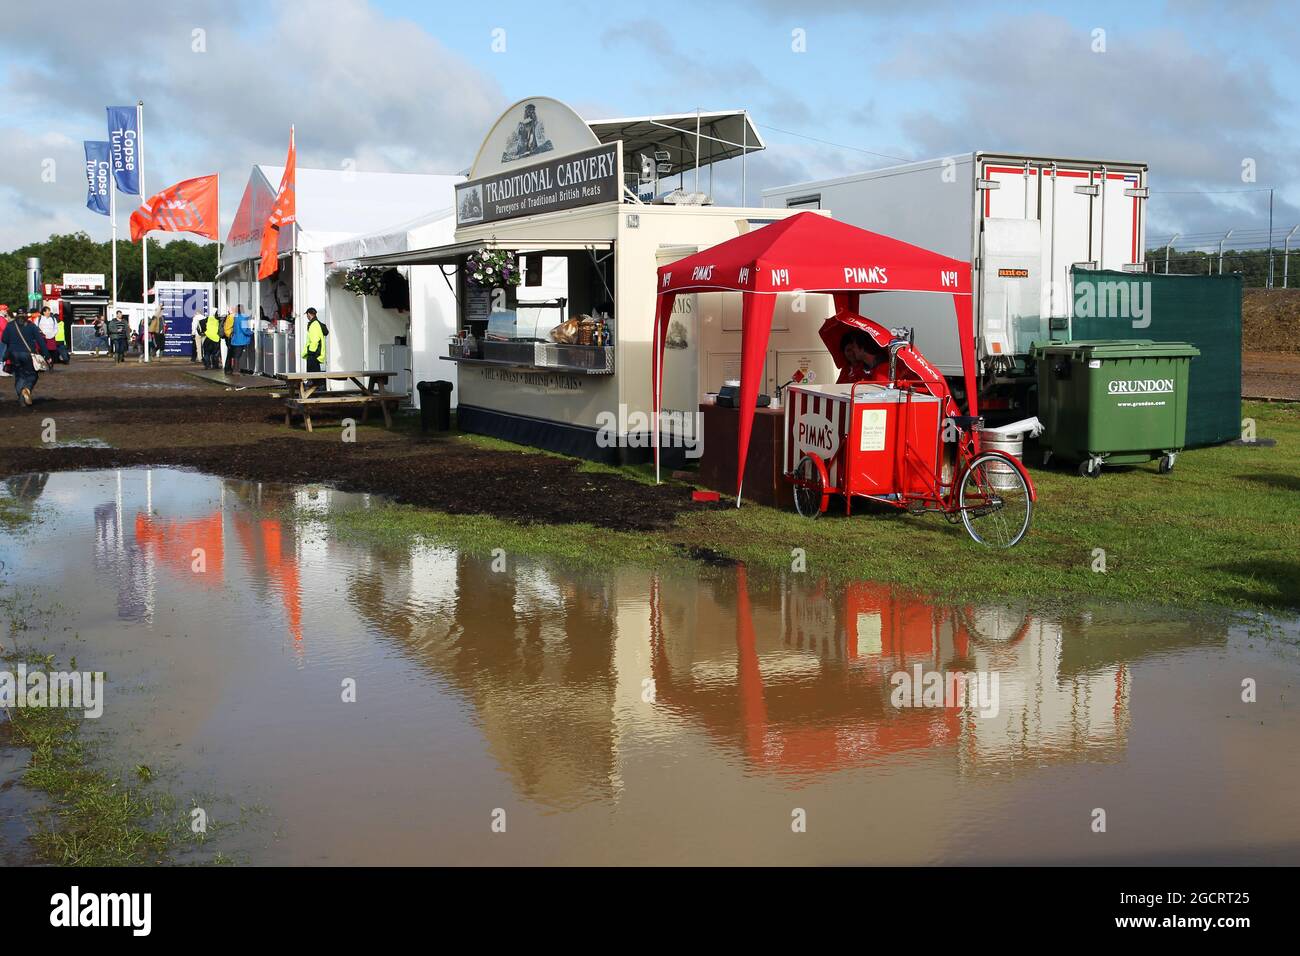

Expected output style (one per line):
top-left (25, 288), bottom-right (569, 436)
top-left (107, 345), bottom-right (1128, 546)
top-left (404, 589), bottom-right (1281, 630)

top-left (351, 238), bottom-right (613, 269)
top-left (587, 110), bottom-right (764, 178)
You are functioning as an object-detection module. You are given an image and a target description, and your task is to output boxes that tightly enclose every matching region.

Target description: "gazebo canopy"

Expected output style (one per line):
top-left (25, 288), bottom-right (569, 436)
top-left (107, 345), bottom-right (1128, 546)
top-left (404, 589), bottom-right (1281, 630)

top-left (652, 212), bottom-right (975, 503)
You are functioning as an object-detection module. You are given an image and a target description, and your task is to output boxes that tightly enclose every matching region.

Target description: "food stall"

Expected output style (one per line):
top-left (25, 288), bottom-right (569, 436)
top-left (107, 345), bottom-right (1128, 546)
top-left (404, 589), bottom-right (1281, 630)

top-left (48, 278), bottom-right (111, 354)
top-left (650, 212), bottom-right (1004, 517)
top-left (344, 96), bottom-right (836, 462)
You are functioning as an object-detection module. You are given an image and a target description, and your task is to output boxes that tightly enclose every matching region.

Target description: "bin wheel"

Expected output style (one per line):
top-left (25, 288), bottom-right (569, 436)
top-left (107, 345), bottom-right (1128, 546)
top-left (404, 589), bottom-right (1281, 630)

top-left (1078, 458), bottom-right (1101, 479)
top-left (792, 454), bottom-right (829, 519)
top-left (1158, 453), bottom-right (1176, 474)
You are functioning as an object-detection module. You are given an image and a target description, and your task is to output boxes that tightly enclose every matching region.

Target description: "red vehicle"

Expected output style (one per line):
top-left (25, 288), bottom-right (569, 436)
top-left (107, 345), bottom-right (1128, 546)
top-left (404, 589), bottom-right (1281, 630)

top-left (784, 311), bottom-right (1036, 548)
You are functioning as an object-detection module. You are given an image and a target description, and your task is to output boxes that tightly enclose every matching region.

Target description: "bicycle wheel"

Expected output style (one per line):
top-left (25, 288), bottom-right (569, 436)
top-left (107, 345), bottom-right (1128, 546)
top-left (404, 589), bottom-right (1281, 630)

top-left (958, 452), bottom-right (1032, 548)
top-left (792, 454), bottom-right (827, 519)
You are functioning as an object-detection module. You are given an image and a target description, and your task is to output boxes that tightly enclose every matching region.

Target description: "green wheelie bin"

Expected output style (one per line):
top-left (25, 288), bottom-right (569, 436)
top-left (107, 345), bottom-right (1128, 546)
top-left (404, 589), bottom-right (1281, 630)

top-left (1031, 340), bottom-right (1201, 478)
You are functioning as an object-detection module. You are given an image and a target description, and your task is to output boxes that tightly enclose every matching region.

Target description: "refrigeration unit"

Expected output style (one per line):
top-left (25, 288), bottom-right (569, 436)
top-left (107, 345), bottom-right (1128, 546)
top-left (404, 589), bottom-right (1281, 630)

top-left (378, 342), bottom-right (412, 405)
top-left (763, 152), bottom-right (1149, 411)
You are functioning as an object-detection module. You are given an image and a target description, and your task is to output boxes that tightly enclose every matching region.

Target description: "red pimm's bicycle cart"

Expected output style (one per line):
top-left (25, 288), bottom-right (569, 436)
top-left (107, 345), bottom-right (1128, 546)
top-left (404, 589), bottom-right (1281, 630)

top-left (783, 311), bottom-right (1036, 547)
top-left (784, 377), bottom-right (1036, 547)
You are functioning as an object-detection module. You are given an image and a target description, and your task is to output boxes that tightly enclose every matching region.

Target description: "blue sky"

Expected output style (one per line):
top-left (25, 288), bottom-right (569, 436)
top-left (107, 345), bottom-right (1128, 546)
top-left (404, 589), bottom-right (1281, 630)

top-left (1, 0), bottom-right (1296, 252)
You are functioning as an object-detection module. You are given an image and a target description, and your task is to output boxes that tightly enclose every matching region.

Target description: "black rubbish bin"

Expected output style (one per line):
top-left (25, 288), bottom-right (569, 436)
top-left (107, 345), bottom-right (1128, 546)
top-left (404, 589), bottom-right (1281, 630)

top-left (417, 380), bottom-right (453, 432)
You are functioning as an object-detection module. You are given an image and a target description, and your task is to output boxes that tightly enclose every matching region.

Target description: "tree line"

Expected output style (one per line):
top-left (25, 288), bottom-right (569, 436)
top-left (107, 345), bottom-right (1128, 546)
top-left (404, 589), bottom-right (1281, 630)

top-left (1143, 246), bottom-right (1299, 288)
top-left (0, 232), bottom-right (219, 311)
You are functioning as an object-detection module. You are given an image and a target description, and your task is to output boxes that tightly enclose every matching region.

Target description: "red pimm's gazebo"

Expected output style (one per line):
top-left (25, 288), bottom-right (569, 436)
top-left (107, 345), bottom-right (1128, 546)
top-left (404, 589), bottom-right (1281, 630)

top-left (652, 212), bottom-right (975, 504)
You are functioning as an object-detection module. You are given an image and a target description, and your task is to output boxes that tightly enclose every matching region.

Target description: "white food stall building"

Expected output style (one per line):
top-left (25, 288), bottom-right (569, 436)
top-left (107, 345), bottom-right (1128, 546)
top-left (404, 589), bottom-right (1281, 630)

top-left (338, 96), bottom-right (840, 462)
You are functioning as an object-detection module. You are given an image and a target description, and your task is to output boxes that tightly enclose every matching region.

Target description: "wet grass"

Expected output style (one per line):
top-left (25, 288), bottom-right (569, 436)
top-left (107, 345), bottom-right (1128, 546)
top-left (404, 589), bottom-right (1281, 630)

top-left (0, 649), bottom-right (178, 865)
top-left (1, 587), bottom-right (227, 866)
top-left (0, 496), bottom-right (41, 534)
top-left (323, 401), bottom-right (1300, 613)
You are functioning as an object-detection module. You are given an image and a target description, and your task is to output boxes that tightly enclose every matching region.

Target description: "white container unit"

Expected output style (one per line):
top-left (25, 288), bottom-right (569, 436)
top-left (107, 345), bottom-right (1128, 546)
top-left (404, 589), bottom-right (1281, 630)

top-left (763, 153), bottom-right (1148, 379)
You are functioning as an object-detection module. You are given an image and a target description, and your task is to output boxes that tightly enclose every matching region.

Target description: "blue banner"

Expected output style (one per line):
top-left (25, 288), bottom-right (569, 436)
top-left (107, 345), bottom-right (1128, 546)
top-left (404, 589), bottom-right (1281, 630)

top-left (158, 285), bottom-right (207, 357)
top-left (84, 141), bottom-right (110, 216)
top-left (106, 106), bottom-right (140, 195)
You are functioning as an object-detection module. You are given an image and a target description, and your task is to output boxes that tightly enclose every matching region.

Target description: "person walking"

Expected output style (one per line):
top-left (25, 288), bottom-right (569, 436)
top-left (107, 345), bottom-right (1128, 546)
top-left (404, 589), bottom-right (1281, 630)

top-left (301, 307), bottom-right (328, 383)
top-left (1, 311), bottom-right (51, 407)
top-left (191, 309), bottom-right (204, 363)
top-left (107, 310), bottom-right (129, 364)
top-left (37, 307), bottom-right (58, 371)
top-left (229, 304), bottom-right (253, 375)
top-left (93, 315), bottom-right (109, 356)
top-left (0, 305), bottom-right (10, 376)
top-left (148, 310), bottom-right (165, 358)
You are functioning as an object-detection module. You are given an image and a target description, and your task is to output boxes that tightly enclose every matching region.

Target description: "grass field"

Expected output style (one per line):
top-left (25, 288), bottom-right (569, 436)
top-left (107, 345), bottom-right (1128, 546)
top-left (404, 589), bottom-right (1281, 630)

top-left (325, 401), bottom-right (1300, 613)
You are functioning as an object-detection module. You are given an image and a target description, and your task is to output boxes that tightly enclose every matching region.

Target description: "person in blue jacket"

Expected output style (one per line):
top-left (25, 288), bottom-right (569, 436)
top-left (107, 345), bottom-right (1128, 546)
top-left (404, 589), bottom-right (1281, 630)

top-left (1, 310), bottom-right (51, 407)
top-left (228, 304), bottom-right (254, 374)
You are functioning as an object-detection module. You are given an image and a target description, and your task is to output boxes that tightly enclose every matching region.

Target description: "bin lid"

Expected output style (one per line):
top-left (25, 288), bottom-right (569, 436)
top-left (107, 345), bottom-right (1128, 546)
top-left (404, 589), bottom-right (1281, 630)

top-left (1031, 340), bottom-right (1200, 360)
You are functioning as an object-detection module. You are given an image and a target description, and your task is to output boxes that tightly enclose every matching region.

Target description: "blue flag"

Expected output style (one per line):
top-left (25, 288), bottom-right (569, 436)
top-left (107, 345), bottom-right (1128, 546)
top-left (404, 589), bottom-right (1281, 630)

top-left (106, 106), bottom-right (140, 195)
top-left (84, 141), bottom-right (110, 216)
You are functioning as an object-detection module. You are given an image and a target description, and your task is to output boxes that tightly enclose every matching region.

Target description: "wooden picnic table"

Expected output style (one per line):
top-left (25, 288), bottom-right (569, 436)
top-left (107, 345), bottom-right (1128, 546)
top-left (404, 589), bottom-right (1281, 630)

top-left (275, 370), bottom-right (408, 431)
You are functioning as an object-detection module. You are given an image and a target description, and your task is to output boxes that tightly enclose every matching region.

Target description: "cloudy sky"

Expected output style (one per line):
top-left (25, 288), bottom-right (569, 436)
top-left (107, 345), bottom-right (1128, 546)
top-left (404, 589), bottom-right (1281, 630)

top-left (2, 0), bottom-right (1296, 253)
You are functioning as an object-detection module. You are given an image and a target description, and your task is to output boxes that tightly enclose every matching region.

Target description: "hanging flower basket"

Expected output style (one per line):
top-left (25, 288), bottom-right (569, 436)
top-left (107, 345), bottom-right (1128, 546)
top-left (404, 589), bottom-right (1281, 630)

top-left (343, 267), bottom-right (384, 297)
top-left (465, 248), bottom-right (521, 290)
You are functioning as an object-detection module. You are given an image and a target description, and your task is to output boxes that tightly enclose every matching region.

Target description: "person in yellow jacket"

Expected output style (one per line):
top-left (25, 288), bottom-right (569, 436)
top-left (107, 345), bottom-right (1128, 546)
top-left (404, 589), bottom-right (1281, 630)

top-left (53, 312), bottom-right (68, 365)
top-left (301, 307), bottom-right (327, 377)
top-left (202, 311), bottom-right (222, 370)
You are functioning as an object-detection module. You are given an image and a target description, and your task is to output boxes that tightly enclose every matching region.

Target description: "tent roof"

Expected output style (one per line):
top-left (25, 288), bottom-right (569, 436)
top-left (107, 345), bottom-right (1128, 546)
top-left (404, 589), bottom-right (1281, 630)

top-left (222, 166), bottom-right (462, 267)
top-left (656, 211), bottom-right (972, 296)
top-left (322, 206), bottom-right (456, 265)
top-left (586, 110), bottom-right (764, 178)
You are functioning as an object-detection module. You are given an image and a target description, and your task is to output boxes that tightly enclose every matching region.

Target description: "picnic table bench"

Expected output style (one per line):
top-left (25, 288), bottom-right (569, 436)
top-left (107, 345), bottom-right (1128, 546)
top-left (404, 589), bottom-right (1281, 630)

top-left (277, 370), bottom-right (408, 432)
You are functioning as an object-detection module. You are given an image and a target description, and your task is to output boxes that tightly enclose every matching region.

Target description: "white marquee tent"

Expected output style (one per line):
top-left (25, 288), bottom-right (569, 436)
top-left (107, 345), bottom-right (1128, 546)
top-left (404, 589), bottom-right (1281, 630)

top-left (322, 207), bottom-right (460, 408)
top-left (217, 166), bottom-right (461, 390)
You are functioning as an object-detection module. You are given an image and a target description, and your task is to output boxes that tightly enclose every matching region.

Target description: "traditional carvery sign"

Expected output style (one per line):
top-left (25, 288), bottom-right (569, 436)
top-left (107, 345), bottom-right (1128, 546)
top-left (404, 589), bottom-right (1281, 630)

top-left (456, 142), bottom-right (621, 227)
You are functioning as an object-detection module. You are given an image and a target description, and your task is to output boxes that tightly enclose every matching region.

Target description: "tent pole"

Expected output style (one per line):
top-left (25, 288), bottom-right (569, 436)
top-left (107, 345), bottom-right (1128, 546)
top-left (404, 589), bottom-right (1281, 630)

top-left (741, 112), bottom-right (747, 207)
top-left (694, 109), bottom-right (700, 194)
top-left (653, 297), bottom-right (660, 484)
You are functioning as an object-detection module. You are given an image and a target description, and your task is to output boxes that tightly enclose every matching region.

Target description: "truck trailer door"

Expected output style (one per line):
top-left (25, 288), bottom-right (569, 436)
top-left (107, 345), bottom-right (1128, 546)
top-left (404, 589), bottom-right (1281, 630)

top-left (980, 218), bottom-right (1043, 364)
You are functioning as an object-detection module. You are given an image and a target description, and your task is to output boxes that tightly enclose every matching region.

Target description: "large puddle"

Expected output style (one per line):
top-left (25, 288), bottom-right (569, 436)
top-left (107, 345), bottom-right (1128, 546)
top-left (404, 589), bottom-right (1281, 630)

top-left (1, 468), bottom-right (1298, 865)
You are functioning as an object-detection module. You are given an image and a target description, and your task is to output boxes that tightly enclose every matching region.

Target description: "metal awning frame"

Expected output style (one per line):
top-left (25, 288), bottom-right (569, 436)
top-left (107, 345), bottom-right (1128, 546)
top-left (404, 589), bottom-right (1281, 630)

top-left (346, 237), bottom-right (613, 269)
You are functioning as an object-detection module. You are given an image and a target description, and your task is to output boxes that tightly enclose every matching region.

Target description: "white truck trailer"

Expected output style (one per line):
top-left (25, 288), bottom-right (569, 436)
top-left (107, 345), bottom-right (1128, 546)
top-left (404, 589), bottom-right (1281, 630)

top-left (763, 152), bottom-right (1148, 409)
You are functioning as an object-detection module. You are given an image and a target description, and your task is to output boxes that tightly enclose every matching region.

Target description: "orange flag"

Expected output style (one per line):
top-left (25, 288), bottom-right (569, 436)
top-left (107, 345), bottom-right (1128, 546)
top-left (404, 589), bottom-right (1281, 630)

top-left (129, 174), bottom-right (219, 242)
top-left (258, 127), bottom-right (296, 279)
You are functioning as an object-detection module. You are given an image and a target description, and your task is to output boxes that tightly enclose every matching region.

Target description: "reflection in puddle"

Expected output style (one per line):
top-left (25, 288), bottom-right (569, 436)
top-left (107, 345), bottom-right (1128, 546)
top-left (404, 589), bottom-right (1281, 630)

top-left (1, 468), bottom-right (1297, 865)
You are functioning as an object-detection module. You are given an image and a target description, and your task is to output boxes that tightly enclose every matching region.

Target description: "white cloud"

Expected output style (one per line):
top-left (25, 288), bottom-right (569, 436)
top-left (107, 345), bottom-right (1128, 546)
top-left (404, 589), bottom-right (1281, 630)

top-left (878, 14), bottom-right (1300, 235)
top-left (0, 0), bottom-right (505, 250)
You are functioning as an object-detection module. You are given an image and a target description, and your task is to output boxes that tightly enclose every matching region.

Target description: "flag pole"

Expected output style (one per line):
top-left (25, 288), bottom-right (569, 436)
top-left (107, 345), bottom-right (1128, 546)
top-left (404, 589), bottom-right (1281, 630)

top-left (138, 99), bottom-right (149, 362)
top-left (291, 125), bottom-right (298, 369)
top-left (109, 164), bottom-right (118, 316)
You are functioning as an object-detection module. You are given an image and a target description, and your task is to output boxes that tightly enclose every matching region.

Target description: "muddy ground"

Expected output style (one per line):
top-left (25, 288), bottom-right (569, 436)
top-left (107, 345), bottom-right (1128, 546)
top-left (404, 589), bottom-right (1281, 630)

top-left (0, 358), bottom-right (703, 532)
top-left (1243, 288), bottom-right (1300, 353)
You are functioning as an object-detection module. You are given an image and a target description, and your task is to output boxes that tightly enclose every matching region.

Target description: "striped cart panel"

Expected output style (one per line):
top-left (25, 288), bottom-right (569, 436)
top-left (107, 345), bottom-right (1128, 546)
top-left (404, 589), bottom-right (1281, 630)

top-left (785, 386), bottom-right (851, 491)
